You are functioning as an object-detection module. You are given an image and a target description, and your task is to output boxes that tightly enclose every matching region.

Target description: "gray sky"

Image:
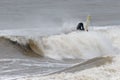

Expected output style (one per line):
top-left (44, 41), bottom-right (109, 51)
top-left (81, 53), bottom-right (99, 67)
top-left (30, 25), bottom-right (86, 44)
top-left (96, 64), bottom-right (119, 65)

top-left (0, 0), bottom-right (120, 29)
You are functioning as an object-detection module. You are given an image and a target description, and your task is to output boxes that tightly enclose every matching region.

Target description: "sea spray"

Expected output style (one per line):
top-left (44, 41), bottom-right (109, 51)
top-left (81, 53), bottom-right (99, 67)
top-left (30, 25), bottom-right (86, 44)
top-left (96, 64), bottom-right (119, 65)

top-left (3, 27), bottom-right (120, 60)
top-left (28, 31), bottom-right (115, 59)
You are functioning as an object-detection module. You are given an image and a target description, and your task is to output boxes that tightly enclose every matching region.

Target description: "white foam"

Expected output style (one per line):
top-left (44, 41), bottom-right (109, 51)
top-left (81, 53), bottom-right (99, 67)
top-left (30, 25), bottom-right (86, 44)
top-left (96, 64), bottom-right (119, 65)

top-left (1, 25), bottom-right (120, 80)
top-left (29, 31), bottom-right (116, 60)
top-left (2, 25), bottom-right (120, 60)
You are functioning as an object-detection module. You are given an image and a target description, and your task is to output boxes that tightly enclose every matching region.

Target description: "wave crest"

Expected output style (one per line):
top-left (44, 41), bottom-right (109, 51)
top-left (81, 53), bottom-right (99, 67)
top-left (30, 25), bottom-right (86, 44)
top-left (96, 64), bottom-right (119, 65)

top-left (1, 27), bottom-right (120, 60)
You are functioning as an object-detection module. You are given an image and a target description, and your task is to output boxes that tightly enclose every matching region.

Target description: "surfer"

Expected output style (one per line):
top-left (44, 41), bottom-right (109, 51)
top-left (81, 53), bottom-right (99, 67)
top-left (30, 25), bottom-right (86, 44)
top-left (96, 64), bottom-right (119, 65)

top-left (77, 22), bottom-right (85, 31)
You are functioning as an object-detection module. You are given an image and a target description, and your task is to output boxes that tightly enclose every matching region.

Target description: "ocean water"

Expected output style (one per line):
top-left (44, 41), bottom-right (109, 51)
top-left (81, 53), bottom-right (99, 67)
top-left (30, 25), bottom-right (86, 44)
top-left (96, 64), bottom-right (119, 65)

top-left (0, 26), bottom-right (120, 80)
top-left (0, 0), bottom-right (120, 80)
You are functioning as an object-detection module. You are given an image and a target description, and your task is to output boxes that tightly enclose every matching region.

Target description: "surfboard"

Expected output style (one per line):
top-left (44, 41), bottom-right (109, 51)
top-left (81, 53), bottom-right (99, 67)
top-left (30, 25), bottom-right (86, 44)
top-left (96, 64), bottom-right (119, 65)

top-left (85, 15), bottom-right (91, 31)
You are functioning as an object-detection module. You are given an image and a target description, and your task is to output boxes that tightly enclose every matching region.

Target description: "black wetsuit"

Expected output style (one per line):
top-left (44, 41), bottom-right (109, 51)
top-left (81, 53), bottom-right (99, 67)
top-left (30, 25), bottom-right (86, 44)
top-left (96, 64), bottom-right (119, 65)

top-left (77, 23), bottom-right (85, 31)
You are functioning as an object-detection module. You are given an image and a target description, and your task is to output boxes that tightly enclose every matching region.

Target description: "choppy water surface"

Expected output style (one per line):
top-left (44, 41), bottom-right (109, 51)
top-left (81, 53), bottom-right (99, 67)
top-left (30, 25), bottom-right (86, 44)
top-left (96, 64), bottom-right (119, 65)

top-left (0, 26), bottom-right (120, 80)
top-left (0, 0), bottom-right (120, 80)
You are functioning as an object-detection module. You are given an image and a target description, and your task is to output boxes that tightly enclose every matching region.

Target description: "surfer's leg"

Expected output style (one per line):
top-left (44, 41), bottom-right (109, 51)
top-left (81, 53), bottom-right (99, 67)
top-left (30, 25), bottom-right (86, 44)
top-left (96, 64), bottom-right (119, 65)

top-left (81, 24), bottom-right (85, 30)
top-left (77, 24), bottom-right (80, 30)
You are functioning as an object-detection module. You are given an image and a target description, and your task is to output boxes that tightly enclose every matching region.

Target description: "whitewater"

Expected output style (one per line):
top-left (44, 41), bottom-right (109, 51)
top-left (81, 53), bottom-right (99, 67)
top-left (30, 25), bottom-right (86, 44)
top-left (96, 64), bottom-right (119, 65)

top-left (1, 0), bottom-right (120, 80)
top-left (1, 26), bottom-right (119, 60)
top-left (0, 25), bottom-right (120, 80)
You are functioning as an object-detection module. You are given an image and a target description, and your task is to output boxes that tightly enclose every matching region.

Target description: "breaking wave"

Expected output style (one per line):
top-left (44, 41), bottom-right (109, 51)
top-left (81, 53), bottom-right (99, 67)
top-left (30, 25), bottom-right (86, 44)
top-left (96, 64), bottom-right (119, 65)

top-left (1, 26), bottom-right (120, 60)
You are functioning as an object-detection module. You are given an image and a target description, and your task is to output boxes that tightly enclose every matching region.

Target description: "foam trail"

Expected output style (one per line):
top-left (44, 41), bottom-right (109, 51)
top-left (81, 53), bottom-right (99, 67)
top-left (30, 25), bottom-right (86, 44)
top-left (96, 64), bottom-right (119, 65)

top-left (48, 56), bottom-right (113, 75)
